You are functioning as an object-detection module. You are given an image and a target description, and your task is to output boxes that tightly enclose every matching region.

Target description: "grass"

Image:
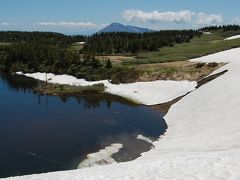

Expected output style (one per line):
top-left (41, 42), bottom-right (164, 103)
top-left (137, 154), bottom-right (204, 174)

top-left (69, 43), bottom-right (84, 52)
top-left (34, 83), bottom-right (105, 96)
top-left (122, 31), bottom-right (240, 65)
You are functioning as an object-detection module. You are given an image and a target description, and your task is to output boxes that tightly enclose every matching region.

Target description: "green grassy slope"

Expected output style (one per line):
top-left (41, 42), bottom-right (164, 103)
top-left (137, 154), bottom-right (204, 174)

top-left (123, 31), bottom-right (240, 65)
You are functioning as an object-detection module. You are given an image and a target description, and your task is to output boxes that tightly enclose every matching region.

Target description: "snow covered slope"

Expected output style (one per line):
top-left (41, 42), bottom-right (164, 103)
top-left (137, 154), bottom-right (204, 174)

top-left (7, 48), bottom-right (240, 180)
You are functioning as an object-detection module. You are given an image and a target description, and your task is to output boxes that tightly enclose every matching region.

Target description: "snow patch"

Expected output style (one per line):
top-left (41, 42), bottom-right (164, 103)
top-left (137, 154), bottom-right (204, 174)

top-left (75, 42), bottom-right (86, 45)
top-left (16, 72), bottom-right (197, 106)
top-left (136, 134), bottom-right (153, 144)
top-left (203, 31), bottom-right (212, 35)
top-left (224, 34), bottom-right (240, 40)
top-left (78, 143), bottom-right (123, 169)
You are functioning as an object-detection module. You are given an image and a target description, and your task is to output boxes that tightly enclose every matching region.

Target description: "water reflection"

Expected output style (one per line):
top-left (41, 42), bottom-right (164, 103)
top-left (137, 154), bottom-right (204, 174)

top-left (0, 73), bottom-right (137, 109)
top-left (0, 73), bottom-right (37, 92)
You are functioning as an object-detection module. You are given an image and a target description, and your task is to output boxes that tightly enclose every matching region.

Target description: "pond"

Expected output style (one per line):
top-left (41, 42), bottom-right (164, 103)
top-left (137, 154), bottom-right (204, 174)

top-left (0, 73), bottom-right (167, 178)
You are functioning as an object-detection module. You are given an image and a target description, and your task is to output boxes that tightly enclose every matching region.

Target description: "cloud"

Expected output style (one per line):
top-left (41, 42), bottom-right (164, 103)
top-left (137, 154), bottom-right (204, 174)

top-left (1, 22), bottom-right (19, 26)
top-left (195, 13), bottom-right (223, 25)
top-left (123, 10), bottom-right (194, 24)
top-left (123, 10), bottom-right (223, 25)
top-left (232, 16), bottom-right (240, 24)
top-left (37, 22), bottom-right (97, 29)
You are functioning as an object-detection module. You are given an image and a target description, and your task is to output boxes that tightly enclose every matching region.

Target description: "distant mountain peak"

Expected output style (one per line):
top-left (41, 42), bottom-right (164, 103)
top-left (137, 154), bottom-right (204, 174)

top-left (98, 22), bottom-right (153, 33)
top-left (111, 22), bottom-right (124, 25)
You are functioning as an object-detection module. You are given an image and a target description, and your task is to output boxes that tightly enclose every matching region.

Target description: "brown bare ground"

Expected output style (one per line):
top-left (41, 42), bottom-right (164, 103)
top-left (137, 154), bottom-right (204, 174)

top-left (96, 55), bottom-right (136, 63)
top-left (136, 61), bottom-right (198, 68)
top-left (135, 61), bottom-right (225, 82)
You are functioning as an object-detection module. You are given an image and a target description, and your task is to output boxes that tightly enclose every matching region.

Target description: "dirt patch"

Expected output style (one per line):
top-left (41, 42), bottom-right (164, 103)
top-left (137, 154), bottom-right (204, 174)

top-left (136, 61), bottom-right (198, 69)
top-left (150, 70), bottom-right (228, 114)
top-left (96, 55), bottom-right (136, 63)
top-left (136, 61), bottom-right (225, 82)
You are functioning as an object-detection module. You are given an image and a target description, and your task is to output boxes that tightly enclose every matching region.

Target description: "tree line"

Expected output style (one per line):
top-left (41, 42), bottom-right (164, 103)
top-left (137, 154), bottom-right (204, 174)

top-left (83, 30), bottom-right (201, 54)
top-left (2, 25), bottom-right (238, 82)
top-left (0, 31), bottom-right (86, 47)
top-left (200, 25), bottom-right (240, 32)
top-left (0, 42), bottom-right (140, 83)
top-left (0, 30), bottom-right (201, 54)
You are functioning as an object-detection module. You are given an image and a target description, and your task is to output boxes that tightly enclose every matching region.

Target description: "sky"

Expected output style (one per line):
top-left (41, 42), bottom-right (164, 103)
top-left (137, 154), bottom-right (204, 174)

top-left (0, 0), bottom-right (240, 34)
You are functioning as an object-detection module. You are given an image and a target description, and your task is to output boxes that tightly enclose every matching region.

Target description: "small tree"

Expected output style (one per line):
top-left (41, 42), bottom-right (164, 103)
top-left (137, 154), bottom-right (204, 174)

top-left (105, 59), bottom-right (112, 69)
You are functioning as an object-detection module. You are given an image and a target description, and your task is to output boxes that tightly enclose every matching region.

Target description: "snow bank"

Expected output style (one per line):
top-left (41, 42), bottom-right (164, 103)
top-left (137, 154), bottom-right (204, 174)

top-left (203, 31), bottom-right (212, 35)
top-left (16, 72), bottom-right (197, 106)
top-left (136, 134), bottom-right (153, 144)
top-left (224, 34), bottom-right (240, 40)
top-left (78, 144), bottom-right (123, 169)
top-left (8, 48), bottom-right (240, 180)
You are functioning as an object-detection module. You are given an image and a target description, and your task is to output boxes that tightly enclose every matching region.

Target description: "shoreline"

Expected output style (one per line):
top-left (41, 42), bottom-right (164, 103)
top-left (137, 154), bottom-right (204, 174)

top-left (16, 66), bottom-right (228, 115)
top-left (15, 61), bottom-right (223, 106)
top-left (16, 71), bottom-right (197, 106)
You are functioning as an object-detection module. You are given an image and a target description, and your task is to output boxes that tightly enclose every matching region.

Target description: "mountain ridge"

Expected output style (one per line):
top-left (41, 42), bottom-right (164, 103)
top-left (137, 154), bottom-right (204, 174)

top-left (98, 22), bottom-right (153, 33)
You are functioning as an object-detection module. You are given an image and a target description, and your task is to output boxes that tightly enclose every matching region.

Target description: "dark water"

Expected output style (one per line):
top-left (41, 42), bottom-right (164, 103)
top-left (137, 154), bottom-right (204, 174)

top-left (0, 73), bottom-right (167, 178)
